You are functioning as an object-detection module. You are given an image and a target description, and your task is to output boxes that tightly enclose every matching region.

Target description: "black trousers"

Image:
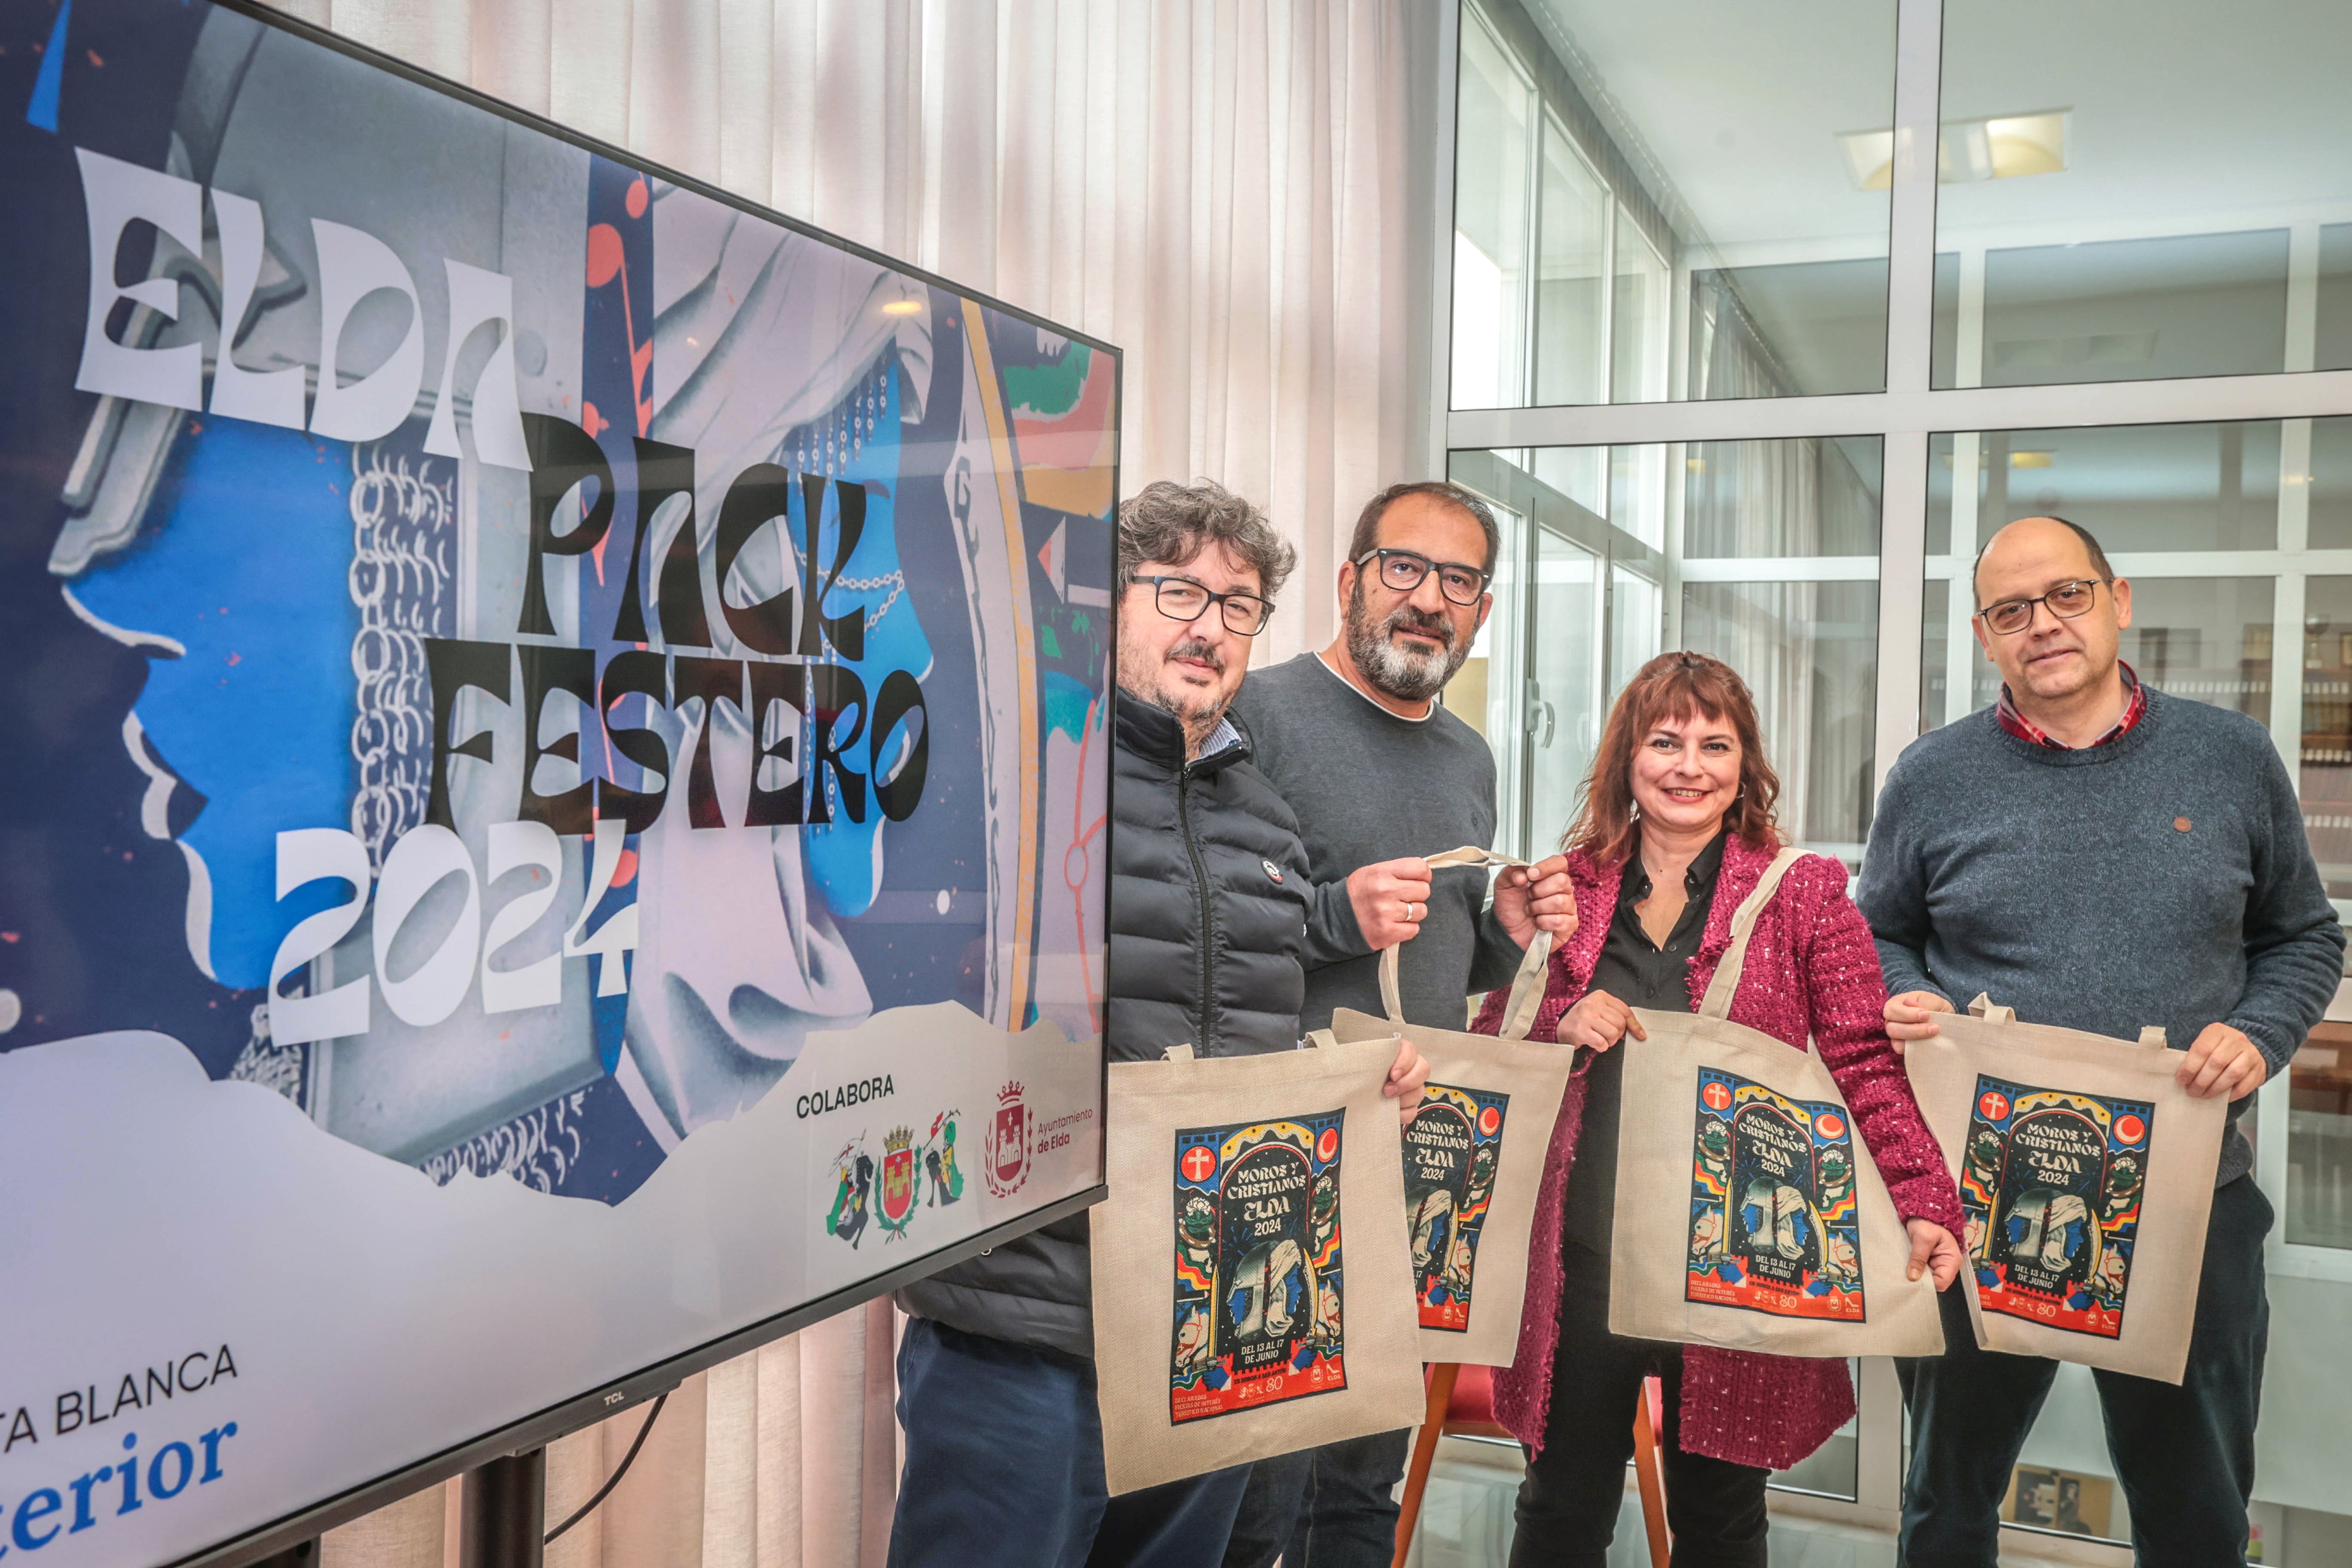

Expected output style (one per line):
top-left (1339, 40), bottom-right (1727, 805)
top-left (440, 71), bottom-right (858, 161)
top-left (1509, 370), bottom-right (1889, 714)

top-left (1220, 1429), bottom-right (1409, 1568)
top-left (1897, 1173), bottom-right (2273, 1568)
top-left (1510, 1265), bottom-right (1768, 1568)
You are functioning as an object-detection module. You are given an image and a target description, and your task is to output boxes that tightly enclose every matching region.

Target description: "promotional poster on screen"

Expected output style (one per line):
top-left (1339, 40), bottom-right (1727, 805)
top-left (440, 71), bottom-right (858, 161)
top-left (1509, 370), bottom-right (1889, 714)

top-left (0, 4), bottom-right (1115, 1562)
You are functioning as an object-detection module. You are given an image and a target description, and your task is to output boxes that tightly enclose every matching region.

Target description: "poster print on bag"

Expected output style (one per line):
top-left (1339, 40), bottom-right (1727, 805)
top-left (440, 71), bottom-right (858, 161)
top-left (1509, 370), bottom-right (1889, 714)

top-left (1686, 1068), bottom-right (1866, 1321)
top-left (1170, 1113), bottom-right (1348, 1422)
top-left (1404, 1084), bottom-right (1509, 1331)
top-left (1960, 1076), bottom-right (2151, 1338)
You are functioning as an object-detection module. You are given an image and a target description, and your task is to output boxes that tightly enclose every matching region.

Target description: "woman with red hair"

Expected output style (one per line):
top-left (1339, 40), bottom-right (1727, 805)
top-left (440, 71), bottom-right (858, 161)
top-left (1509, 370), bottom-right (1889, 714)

top-left (1474, 652), bottom-right (1963, 1567)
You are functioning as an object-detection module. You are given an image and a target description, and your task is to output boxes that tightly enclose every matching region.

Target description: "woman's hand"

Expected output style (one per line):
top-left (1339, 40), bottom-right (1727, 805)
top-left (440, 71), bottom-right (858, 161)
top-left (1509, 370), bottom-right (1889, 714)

top-left (1494, 855), bottom-right (1578, 947)
top-left (1883, 991), bottom-right (1955, 1056)
top-left (1905, 1218), bottom-right (1965, 1289)
top-left (1557, 989), bottom-right (1645, 1053)
top-left (1384, 1037), bottom-right (1430, 1121)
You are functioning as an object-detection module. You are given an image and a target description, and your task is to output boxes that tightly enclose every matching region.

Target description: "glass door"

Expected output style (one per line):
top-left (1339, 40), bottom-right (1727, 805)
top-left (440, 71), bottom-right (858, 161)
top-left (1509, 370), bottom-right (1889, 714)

top-left (1524, 525), bottom-right (1604, 852)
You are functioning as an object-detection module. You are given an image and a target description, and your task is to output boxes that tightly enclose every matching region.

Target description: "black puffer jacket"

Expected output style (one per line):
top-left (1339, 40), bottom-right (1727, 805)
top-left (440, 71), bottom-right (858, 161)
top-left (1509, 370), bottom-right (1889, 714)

top-left (895, 696), bottom-right (1311, 1357)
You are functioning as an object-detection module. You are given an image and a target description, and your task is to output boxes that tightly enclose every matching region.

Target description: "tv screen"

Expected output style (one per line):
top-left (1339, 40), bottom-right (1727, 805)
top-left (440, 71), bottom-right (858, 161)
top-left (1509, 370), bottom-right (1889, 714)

top-left (0, 4), bottom-right (1115, 1563)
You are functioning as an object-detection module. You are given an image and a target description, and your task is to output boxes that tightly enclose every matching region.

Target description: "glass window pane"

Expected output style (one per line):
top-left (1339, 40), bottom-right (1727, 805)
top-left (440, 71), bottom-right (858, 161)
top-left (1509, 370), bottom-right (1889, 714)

top-left (1460, 502), bottom-right (1530, 860)
top-left (1534, 122), bottom-right (1609, 407)
top-left (1452, 11), bottom-right (1533, 411)
top-left (1611, 217), bottom-right (1670, 404)
top-left (2002, 1368), bottom-right (2135, 1543)
top-left (2283, 1020), bottom-right (2352, 1251)
top-left (1452, 0), bottom-right (1894, 405)
top-left (1924, 422), bottom-right (2281, 560)
top-left (1684, 580), bottom-right (1880, 855)
top-left (1771, 1361), bottom-right (1860, 1499)
top-left (2320, 223), bottom-right (2352, 371)
top-left (1937, 1), bottom-right (2352, 388)
top-left (1460, 438), bottom-right (1882, 861)
top-left (2309, 415), bottom-right (2352, 549)
top-left (1975, 231), bottom-right (2289, 387)
top-left (1608, 565), bottom-right (1662, 700)
top-left (1528, 530), bottom-right (1603, 856)
top-left (1683, 437), bottom-right (1882, 559)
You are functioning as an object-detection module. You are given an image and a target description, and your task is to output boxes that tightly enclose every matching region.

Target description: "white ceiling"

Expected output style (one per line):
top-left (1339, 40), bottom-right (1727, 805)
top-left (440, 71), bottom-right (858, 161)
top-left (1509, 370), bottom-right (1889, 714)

top-left (1528, 0), bottom-right (2352, 250)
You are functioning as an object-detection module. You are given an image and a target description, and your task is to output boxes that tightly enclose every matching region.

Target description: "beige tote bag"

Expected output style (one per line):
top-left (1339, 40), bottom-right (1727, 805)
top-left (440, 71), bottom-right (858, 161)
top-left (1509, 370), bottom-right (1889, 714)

top-left (1902, 995), bottom-right (2227, 1383)
top-left (1323, 846), bottom-right (1576, 1364)
top-left (1609, 848), bottom-right (1947, 1356)
top-left (1091, 1034), bottom-right (1425, 1495)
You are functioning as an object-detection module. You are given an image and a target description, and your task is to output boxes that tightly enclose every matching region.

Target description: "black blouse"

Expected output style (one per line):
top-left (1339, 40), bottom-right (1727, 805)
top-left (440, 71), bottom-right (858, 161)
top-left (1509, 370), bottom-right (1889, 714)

top-left (1558, 831), bottom-right (1728, 1264)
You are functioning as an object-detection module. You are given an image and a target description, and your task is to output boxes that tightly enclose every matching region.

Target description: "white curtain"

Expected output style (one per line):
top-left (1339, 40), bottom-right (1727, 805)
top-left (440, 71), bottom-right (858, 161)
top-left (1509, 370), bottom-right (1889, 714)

top-left (262, 1), bottom-right (1429, 1562)
top-left (260, 0), bottom-right (1427, 662)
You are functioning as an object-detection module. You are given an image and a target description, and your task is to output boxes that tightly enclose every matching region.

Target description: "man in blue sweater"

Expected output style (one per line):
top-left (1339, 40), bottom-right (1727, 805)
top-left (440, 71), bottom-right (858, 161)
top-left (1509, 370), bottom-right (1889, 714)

top-left (1857, 516), bottom-right (2344, 1568)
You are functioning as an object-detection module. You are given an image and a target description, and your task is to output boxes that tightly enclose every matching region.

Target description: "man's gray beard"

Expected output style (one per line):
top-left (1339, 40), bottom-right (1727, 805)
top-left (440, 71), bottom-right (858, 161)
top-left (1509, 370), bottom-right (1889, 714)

top-left (1346, 588), bottom-right (1467, 704)
top-left (1118, 637), bottom-right (1232, 745)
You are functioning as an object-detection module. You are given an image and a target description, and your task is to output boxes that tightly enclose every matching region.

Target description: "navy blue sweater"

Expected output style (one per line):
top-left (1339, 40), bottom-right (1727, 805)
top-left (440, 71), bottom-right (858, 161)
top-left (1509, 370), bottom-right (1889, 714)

top-left (1857, 689), bottom-right (2344, 1186)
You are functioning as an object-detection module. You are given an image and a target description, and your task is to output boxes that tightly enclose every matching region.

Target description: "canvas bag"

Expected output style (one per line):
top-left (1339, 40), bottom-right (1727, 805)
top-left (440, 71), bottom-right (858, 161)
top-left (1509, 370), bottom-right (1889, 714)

top-left (1091, 1033), bottom-right (1425, 1495)
top-left (1321, 845), bottom-right (1577, 1363)
top-left (1902, 995), bottom-right (2226, 1383)
top-left (1609, 848), bottom-right (1946, 1356)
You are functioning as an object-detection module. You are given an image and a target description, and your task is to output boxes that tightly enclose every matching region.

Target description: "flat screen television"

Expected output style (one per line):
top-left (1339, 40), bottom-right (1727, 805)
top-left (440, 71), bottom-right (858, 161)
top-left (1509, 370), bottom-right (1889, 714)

top-left (0, 4), bottom-right (1116, 1563)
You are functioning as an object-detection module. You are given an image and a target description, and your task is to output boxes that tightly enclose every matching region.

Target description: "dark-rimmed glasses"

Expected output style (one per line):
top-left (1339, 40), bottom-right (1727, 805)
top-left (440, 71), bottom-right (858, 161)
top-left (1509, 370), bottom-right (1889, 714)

top-left (1976, 578), bottom-right (2109, 637)
top-left (1357, 548), bottom-right (1488, 607)
top-left (1143, 575), bottom-right (1276, 636)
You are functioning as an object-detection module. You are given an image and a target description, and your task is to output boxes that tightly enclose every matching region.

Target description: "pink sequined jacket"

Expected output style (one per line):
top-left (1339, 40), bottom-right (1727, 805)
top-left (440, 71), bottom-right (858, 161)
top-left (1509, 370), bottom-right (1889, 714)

top-left (1470, 835), bottom-right (1964, 1471)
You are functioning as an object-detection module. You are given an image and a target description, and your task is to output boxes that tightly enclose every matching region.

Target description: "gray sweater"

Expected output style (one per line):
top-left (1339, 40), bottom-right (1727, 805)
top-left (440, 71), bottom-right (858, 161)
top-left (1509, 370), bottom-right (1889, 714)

top-left (1232, 654), bottom-right (1527, 1031)
top-left (1857, 690), bottom-right (2344, 1186)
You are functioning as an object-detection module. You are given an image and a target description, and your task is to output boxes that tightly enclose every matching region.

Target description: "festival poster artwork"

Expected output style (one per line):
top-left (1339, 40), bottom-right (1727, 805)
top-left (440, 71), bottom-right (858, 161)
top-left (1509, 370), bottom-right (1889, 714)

top-left (0, 3), bottom-right (1117, 1563)
top-left (1959, 1076), bottom-right (2151, 1339)
top-left (1685, 1068), bottom-right (1867, 1321)
top-left (1170, 1114), bottom-right (1348, 1423)
top-left (1403, 1083), bottom-right (1508, 1332)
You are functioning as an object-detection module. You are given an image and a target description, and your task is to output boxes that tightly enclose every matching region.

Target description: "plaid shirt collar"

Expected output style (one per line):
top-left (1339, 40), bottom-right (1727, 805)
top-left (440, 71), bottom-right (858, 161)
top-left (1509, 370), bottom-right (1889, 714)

top-left (1995, 661), bottom-right (2145, 749)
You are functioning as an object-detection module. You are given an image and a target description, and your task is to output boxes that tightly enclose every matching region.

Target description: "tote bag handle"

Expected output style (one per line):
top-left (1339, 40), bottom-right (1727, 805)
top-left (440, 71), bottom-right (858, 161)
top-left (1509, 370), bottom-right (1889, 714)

top-left (1696, 845), bottom-right (1806, 1021)
top-left (1970, 991), bottom-right (2168, 1048)
top-left (1375, 846), bottom-right (1554, 1042)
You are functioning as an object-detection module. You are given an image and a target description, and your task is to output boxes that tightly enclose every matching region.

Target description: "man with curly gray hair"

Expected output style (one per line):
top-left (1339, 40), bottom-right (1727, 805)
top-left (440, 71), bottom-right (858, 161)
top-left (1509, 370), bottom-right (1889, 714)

top-left (891, 480), bottom-right (1427, 1568)
top-left (1111, 478), bottom-right (1298, 755)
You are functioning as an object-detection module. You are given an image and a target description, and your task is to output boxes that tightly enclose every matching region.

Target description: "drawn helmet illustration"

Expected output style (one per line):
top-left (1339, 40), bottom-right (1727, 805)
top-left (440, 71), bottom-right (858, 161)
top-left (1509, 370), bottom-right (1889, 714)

top-left (2006, 1187), bottom-right (2099, 1278)
top-left (1738, 1179), bottom-right (1817, 1262)
top-left (1228, 1237), bottom-right (1307, 1340)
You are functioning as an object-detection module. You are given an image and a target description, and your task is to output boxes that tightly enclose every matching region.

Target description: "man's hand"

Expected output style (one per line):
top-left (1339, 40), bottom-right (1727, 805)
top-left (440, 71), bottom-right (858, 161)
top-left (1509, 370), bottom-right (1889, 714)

top-left (1905, 1218), bottom-right (1965, 1289)
top-left (1884, 991), bottom-right (1955, 1055)
top-left (1557, 989), bottom-right (1645, 1053)
top-left (1385, 1037), bottom-right (1430, 1120)
top-left (1494, 855), bottom-right (1577, 948)
top-left (2179, 1023), bottom-right (2270, 1101)
top-left (1350, 857), bottom-right (1434, 949)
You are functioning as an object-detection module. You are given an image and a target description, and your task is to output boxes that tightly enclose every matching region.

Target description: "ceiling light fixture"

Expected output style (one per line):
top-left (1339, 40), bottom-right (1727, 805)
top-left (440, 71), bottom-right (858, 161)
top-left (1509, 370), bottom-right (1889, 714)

top-left (1837, 110), bottom-right (2069, 191)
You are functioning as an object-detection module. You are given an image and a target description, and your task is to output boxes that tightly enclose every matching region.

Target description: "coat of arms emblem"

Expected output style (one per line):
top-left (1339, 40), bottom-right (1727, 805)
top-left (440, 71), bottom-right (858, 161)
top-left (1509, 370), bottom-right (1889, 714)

top-left (878, 1126), bottom-right (919, 1239)
top-left (984, 1080), bottom-right (1033, 1197)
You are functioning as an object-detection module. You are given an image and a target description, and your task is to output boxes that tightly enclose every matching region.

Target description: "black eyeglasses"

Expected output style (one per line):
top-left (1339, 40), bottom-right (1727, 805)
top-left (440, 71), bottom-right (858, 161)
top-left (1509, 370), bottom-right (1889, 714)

top-left (1358, 548), bottom-right (1488, 607)
top-left (1143, 575), bottom-right (1276, 636)
top-left (1976, 578), bottom-right (2108, 637)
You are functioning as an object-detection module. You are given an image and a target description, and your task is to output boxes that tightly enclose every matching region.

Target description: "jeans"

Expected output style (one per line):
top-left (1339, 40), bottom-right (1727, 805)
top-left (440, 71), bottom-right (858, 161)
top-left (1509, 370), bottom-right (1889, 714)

top-left (1510, 1263), bottom-right (1768, 1568)
top-left (888, 1317), bottom-right (1252, 1568)
top-left (1897, 1173), bottom-right (2273, 1568)
top-left (1220, 1429), bottom-right (1411, 1568)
